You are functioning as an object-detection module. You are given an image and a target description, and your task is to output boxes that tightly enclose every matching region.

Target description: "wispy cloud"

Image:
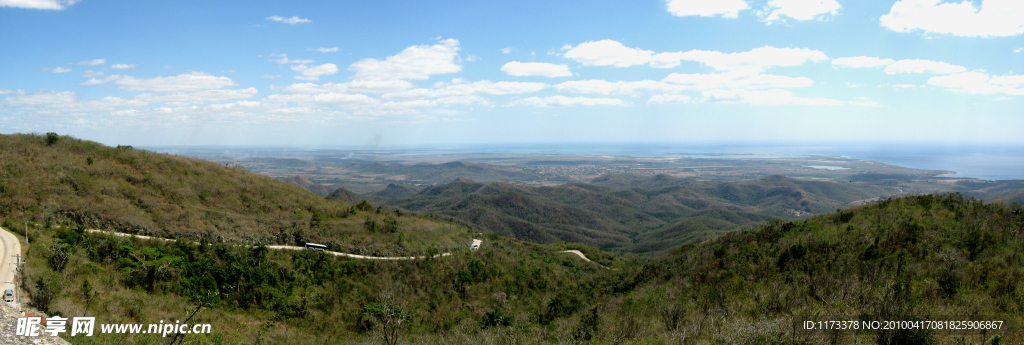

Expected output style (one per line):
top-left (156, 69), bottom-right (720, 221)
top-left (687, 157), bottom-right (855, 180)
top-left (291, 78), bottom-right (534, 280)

top-left (43, 67), bottom-right (72, 73)
top-left (0, 0), bottom-right (79, 10)
top-left (111, 64), bottom-right (137, 69)
top-left (313, 47), bottom-right (339, 53)
top-left (70, 59), bottom-right (106, 66)
top-left (266, 16), bottom-right (311, 24)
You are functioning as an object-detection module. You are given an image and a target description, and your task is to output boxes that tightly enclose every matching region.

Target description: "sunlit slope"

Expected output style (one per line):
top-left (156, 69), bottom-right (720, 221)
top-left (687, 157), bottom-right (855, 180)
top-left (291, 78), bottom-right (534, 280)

top-left (0, 133), bottom-right (465, 255)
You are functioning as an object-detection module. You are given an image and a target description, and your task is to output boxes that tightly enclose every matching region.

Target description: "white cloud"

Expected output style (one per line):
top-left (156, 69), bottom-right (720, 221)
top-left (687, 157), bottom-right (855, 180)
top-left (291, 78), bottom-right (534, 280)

top-left (382, 79), bottom-right (547, 100)
top-left (665, 0), bottom-right (749, 18)
top-left (556, 80), bottom-right (680, 96)
top-left (115, 72), bottom-right (238, 92)
top-left (268, 54), bottom-right (315, 64)
top-left (465, 55), bottom-right (480, 62)
top-left (663, 70), bottom-right (815, 90)
top-left (883, 59), bottom-right (966, 74)
top-left (282, 80), bottom-right (415, 94)
top-left (0, 88), bottom-right (15, 94)
top-left (648, 94), bottom-right (693, 104)
top-left (81, 70), bottom-right (104, 78)
top-left (927, 72), bottom-right (1024, 95)
top-left (2, 91), bottom-right (78, 105)
top-left (350, 39), bottom-right (462, 81)
top-left (43, 67), bottom-right (72, 73)
top-left (501, 47), bottom-right (512, 54)
top-left (134, 87), bottom-right (259, 106)
top-left (70, 59), bottom-right (106, 66)
top-left (505, 95), bottom-right (628, 107)
top-left (562, 41), bottom-right (828, 72)
top-left (832, 56), bottom-right (895, 68)
top-left (291, 63), bottom-right (339, 81)
top-left (314, 47), bottom-right (339, 53)
top-left (1015, 47), bottom-right (1023, 53)
top-left (677, 46), bottom-right (829, 71)
top-left (263, 74), bottom-right (281, 79)
top-left (0, 0), bottom-right (79, 10)
top-left (110, 64), bottom-right (136, 69)
top-left (266, 16), bottom-right (311, 24)
top-left (81, 75), bottom-right (123, 86)
top-left (562, 40), bottom-right (685, 68)
top-left (702, 89), bottom-right (844, 105)
top-left (880, 0), bottom-right (1024, 37)
top-left (760, 0), bottom-right (841, 23)
top-left (501, 61), bottom-right (572, 77)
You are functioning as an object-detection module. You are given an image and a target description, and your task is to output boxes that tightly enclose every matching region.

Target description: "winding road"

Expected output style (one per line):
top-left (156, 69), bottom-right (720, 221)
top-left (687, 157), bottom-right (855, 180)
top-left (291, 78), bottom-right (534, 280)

top-left (85, 229), bottom-right (475, 260)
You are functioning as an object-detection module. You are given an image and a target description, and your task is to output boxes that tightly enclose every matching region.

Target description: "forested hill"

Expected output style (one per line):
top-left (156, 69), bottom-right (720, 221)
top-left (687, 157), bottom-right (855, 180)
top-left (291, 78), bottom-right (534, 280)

top-left (625, 193), bottom-right (1024, 343)
top-left (376, 173), bottom-right (892, 254)
top-left (0, 133), bottom-right (466, 255)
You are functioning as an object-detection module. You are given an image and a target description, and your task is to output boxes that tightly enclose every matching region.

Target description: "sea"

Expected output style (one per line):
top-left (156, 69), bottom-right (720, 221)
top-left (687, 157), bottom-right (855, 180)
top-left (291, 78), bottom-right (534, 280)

top-left (148, 142), bottom-right (1024, 181)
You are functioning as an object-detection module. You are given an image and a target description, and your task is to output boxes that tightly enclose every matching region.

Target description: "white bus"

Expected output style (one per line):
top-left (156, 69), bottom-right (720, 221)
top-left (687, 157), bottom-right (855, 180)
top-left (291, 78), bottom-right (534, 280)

top-left (304, 243), bottom-right (328, 251)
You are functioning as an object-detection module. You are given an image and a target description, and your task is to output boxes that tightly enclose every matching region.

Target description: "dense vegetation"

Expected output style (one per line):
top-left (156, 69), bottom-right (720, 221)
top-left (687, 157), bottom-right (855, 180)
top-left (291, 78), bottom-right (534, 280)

top-left (0, 133), bottom-right (467, 256)
top-left (5, 133), bottom-right (1023, 344)
top-left (368, 173), bottom-right (889, 254)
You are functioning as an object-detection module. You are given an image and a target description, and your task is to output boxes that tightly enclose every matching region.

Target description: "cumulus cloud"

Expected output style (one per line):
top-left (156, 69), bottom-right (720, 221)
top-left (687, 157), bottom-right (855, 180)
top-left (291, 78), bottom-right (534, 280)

top-left (760, 0), bottom-right (841, 23)
top-left (349, 39), bottom-right (462, 81)
top-left (665, 0), bottom-right (748, 18)
top-left (832, 56), bottom-right (895, 68)
top-left (115, 72), bottom-right (238, 92)
top-left (292, 63), bottom-right (339, 81)
top-left (0, 0), bottom-right (79, 10)
top-left (883, 59), bottom-right (966, 74)
top-left (500, 61), bottom-right (572, 77)
top-left (110, 64), bottom-right (136, 69)
top-left (70, 59), bottom-right (106, 66)
top-left (562, 40), bottom-right (686, 68)
top-left (505, 95), bottom-right (628, 107)
top-left (269, 54), bottom-right (315, 64)
top-left (266, 16), bottom-right (311, 24)
top-left (1016, 47), bottom-right (1024, 53)
top-left (43, 67), bottom-right (72, 73)
top-left (702, 89), bottom-right (844, 105)
top-left (501, 47), bottom-right (512, 54)
top-left (0, 88), bottom-right (16, 95)
top-left (314, 47), bottom-right (339, 53)
top-left (880, 0), bottom-right (1024, 37)
top-left (927, 72), bottom-right (1024, 95)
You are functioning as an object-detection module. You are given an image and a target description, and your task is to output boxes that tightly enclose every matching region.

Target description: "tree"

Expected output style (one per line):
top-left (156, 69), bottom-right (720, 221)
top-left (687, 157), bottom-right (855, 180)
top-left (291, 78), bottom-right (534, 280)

top-left (362, 293), bottom-right (410, 345)
top-left (45, 132), bottom-right (59, 145)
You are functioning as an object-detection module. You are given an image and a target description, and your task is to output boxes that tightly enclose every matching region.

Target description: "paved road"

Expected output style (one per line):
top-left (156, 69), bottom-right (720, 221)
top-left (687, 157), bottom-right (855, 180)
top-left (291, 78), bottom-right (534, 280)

top-left (86, 229), bottom-right (478, 260)
top-left (0, 227), bottom-right (22, 309)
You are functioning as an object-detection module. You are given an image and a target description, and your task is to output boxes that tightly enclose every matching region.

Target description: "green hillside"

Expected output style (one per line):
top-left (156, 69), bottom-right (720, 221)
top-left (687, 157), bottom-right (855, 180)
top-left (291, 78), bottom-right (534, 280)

top-left (380, 173), bottom-right (890, 254)
top-left (0, 133), bottom-right (466, 256)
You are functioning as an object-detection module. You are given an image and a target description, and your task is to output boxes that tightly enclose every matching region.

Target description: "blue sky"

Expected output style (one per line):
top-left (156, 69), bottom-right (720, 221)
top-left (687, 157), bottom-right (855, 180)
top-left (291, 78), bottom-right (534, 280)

top-left (1, 0), bottom-right (1022, 147)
